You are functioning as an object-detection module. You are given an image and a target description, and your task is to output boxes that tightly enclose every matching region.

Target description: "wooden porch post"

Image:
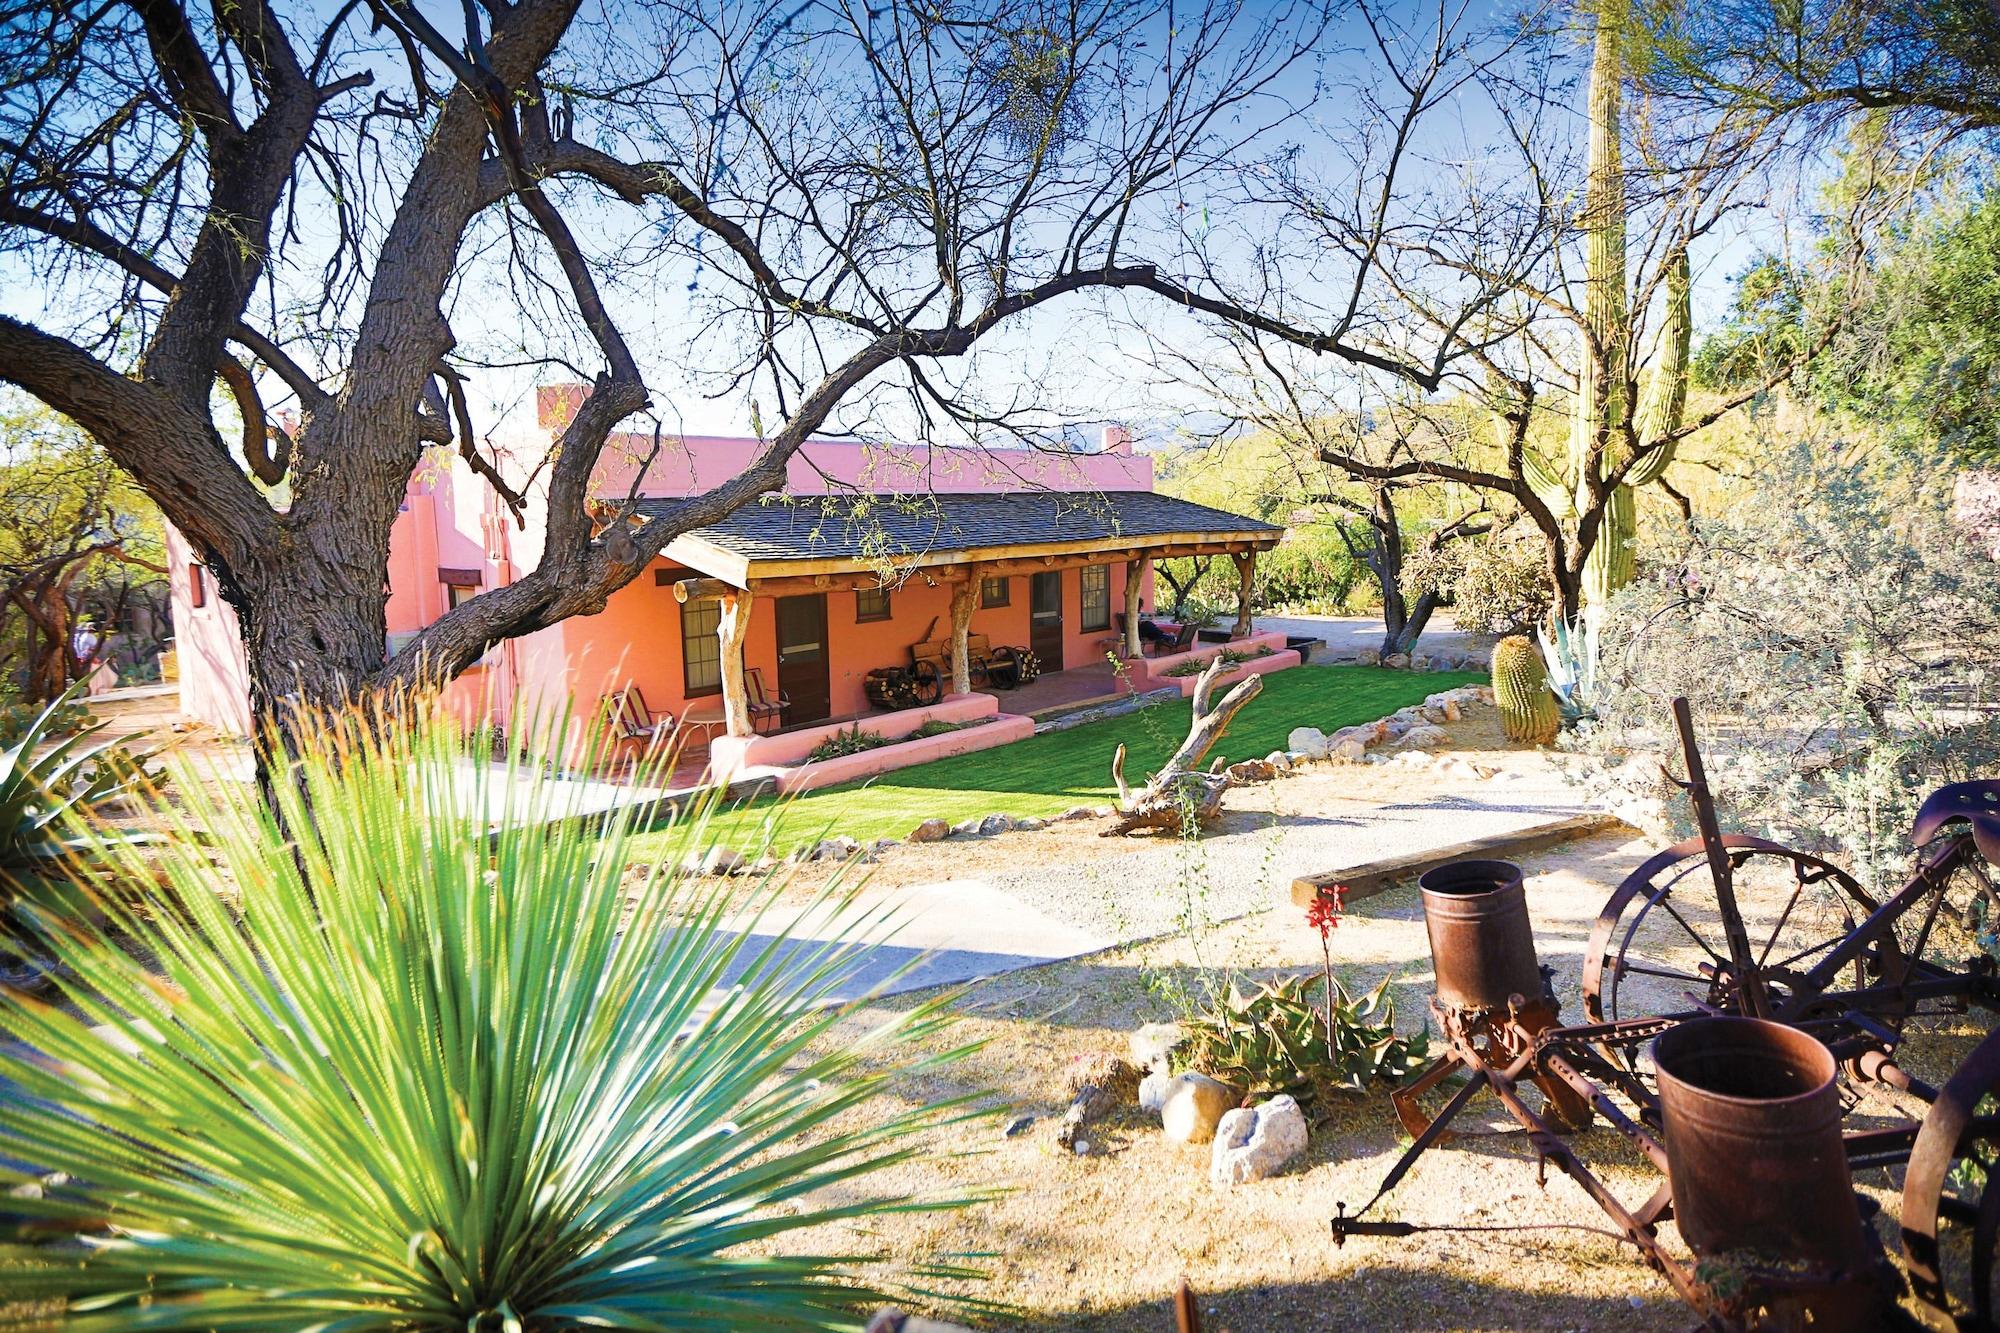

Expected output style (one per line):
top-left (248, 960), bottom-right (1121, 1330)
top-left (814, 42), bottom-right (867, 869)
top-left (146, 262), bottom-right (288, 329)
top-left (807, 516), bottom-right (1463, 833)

top-left (949, 567), bottom-right (979, 696)
top-left (1124, 556), bottom-right (1147, 658)
top-left (1231, 550), bottom-right (1256, 640)
top-left (717, 586), bottom-right (757, 738)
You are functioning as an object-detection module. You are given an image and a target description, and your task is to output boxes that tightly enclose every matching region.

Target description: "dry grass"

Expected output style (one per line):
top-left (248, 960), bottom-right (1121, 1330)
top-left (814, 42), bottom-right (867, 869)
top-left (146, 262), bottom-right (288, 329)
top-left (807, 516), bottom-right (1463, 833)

top-left (781, 823), bottom-right (1991, 1331)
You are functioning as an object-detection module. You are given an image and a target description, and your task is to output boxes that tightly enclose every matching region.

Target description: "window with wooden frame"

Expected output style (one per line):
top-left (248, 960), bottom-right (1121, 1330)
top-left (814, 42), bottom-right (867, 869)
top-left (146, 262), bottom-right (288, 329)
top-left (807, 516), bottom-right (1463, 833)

top-left (1080, 564), bottom-right (1111, 632)
top-left (188, 565), bottom-right (207, 609)
top-left (855, 585), bottom-right (891, 622)
top-left (440, 567), bottom-right (481, 610)
top-left (980, 576), bottom-right (1010, 608)
top-left (681, 598), bottom-right (722, 696)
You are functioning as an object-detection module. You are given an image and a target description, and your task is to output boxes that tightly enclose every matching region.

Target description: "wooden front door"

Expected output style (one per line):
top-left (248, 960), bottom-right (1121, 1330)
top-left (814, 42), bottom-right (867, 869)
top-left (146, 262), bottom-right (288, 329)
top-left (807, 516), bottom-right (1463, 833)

top-left (775, 593), bottom-right (831, 724)
top-left (1029, 570), bottom-right (1064, 671)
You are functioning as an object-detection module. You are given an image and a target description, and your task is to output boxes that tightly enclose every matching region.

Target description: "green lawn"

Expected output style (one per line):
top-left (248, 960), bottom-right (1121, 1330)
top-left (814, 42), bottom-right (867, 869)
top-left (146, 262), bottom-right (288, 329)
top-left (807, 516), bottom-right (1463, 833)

top-left (635, 665), bottom-right (1483, 858)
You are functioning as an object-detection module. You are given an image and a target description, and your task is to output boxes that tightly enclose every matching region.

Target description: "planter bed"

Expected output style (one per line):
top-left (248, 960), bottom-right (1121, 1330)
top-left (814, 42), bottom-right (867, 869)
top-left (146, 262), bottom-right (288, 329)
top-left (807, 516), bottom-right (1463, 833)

top-left (769, 710), bottom-right (1034, 795)
top-left (1165, 647), bottom-right (1302, 697)
top-left (708, 692), bottom-right (1038, 795)
top-left (1132, 630), bottom-right (1289, 688)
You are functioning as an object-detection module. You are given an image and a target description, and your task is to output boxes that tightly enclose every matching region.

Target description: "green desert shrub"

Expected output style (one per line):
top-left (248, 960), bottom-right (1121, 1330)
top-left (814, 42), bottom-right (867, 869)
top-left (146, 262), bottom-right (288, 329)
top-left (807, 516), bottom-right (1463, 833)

top-left (0, 682), bottom-right (155, 944)
top-left (1574, 447), bottom-right (2000, 892)
top-left (1403, 525), bottom-right (1554, 636)
top-left (0, 697), bottom-right (984, 1329)
top-left (1254, 526), bottom-right (1365, 613)
top-left (805, 722), bottom-right (895, 762)
top-left (0, 693), bottom-right (88, 748)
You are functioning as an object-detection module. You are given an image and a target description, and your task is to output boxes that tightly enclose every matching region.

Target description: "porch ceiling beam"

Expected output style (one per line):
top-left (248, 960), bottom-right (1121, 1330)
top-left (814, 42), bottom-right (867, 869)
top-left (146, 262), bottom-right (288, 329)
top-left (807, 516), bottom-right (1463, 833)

top-left (731, 530), bottom-right (1278, 582)
top-left (669, 576), bottom-right (739, 604)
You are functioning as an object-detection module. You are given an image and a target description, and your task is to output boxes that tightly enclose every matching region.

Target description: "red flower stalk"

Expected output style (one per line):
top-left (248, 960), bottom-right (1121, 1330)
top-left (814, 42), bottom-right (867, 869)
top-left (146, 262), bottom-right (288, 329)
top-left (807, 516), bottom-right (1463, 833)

top-left (1306, 885), bottom-right (1349, 1064)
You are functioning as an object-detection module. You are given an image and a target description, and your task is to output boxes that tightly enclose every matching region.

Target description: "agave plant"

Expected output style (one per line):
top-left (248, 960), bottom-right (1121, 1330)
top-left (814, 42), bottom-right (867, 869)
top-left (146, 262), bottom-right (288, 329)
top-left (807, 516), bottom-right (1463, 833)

top-left (1538, 614), bottom-right (1600, 728)
top-left (0, 682), bottom-right (155, 934)
top-left (0, 697), bottom-right (987, 1330)
top-left (1179, 972), bottom-right (1428, 1104)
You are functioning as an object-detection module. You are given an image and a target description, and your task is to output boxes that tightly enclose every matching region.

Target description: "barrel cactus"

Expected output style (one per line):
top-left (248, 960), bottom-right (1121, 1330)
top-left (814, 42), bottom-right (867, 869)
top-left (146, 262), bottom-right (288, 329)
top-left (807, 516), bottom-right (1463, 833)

top-left (1492, 635), bottom-right (1561, 745)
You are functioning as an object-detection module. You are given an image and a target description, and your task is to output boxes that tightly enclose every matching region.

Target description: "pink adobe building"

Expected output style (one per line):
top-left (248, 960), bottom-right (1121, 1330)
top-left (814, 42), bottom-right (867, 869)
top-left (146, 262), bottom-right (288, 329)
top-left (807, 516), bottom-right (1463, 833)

top-left (167, 385), bottom-right (1284, 784)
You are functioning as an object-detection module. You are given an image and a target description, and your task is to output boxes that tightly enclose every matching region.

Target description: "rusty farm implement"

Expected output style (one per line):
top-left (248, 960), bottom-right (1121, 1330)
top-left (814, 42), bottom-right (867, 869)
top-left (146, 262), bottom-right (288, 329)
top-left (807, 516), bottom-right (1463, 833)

top-left (1329, 698), bottom-right (2000, 1330)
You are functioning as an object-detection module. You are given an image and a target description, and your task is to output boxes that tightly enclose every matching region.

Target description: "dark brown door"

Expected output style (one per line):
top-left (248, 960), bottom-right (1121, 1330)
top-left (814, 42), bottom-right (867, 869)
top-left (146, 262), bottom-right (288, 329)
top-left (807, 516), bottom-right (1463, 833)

top-left (1029, 570), bottom-right (1064, 671)
top-left (775, 593), bottom-right (831, 724)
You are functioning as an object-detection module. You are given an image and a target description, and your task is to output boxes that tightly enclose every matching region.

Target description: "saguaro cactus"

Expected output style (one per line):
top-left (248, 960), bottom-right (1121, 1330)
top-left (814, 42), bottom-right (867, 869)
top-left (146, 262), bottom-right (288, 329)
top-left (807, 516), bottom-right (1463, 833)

top-left (1492, 635), bottom-right (1562, 745)
top-left (1524, 0), bottom-right (1694, 612)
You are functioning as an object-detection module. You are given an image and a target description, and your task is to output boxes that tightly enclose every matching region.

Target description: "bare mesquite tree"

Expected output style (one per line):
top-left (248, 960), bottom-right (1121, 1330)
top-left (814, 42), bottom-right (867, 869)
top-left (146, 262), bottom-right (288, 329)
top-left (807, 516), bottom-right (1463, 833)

top-left (1156, 0), bottom-right (1889, 625)
top-left (0, 0), bottom-right (1462, 733)
top-left (1150, 336), bottom-right (1494, 657)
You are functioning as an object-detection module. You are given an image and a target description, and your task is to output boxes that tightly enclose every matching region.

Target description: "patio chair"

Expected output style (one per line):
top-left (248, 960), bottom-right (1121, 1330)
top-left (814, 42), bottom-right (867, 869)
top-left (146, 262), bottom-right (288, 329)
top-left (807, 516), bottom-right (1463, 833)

top-left (604, 686), bottom-right (673, 749)
top-left (744, 666), bottom-right (790, 732)
top-left (1163, 621), bottom-right (1201, 654)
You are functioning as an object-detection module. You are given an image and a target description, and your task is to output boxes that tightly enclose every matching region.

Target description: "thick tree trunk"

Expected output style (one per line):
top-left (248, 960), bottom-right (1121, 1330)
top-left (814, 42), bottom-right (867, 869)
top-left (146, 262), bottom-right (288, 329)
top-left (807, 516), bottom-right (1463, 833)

top-left (231, 553), bottom-right (394, 738)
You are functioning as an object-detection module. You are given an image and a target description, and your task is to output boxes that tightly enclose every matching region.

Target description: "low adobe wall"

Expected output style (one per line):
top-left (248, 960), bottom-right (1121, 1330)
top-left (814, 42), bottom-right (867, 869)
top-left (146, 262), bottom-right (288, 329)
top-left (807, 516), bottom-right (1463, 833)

top-left (1125, 630), bottom-right (1290, 689)
top-left (707, 691), bottom-right (1033, 794)
top-left (1163, 647), bottom-right (1302, 697)
top-left (769, 710), bottom-right (1035, 795)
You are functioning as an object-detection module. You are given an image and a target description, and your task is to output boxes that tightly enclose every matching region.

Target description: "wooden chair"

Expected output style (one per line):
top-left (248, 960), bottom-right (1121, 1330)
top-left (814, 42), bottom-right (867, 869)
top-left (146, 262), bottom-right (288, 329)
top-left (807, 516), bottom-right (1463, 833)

top-left (744, 666), bottom-right (790, 732)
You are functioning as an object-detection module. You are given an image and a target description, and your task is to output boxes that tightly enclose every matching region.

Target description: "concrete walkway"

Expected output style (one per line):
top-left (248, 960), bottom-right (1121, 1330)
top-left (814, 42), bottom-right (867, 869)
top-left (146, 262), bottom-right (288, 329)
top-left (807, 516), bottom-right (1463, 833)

top-left (739, 755), bottom-right (1601, 1005)
top-left (1253, 611), bottom-right (1497, 663)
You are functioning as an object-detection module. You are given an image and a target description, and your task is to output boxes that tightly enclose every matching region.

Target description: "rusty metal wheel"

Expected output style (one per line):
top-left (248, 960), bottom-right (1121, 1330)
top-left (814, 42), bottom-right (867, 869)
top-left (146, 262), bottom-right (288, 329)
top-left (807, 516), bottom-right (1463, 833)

top-left (1903, 1027), bottom-right (2000, 1330)
top-left (1582, 835), bottom-right (1901, 1058)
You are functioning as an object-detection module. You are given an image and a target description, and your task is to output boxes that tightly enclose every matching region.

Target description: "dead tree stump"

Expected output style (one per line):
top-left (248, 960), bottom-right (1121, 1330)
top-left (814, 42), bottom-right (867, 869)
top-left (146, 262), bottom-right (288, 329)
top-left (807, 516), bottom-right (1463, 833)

top-left (1104, 656), bottom-right (1263, 836)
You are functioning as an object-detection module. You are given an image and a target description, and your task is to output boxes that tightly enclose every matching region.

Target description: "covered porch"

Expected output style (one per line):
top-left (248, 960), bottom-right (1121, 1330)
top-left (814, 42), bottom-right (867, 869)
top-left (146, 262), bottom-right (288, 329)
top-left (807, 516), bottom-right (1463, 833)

top-left (627, 491), bottom-right (1282, 784)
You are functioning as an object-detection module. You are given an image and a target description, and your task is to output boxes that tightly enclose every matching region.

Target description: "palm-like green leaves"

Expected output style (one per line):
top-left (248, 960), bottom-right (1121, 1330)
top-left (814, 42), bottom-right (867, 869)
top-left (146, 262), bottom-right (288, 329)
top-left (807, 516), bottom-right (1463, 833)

top-left (0, 683), bottom-right (155, 935)
top-left (0, 700), bottom-right (985, 1329)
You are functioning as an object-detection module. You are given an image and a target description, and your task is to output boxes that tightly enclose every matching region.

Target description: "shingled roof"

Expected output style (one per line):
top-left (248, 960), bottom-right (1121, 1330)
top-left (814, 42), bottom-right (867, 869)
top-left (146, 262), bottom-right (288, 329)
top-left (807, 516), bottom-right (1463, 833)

top-left (643, 490), bottom-right (1281, 580)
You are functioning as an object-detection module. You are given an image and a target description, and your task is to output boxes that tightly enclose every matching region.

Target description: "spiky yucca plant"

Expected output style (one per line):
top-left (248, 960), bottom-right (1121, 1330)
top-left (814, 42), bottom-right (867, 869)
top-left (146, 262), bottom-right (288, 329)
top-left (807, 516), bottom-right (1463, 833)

top-left (0, 697), bottom-right (987, 1330)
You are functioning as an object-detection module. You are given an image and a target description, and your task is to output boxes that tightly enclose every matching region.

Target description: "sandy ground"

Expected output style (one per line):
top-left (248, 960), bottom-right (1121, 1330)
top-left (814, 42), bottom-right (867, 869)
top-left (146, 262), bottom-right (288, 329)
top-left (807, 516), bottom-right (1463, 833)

top-left (782, 823), bottom-right (1993, 1332)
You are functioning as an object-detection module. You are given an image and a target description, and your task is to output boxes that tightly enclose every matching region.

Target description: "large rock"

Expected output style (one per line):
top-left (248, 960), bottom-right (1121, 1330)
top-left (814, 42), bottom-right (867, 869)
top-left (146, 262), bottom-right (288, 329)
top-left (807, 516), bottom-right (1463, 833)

top-left (811, 836), bottom-right (860, 862)
top-left (1330, 738), bottom-right (1367, 762)
top-left (1138, 1070), bottom-right (1174, 1114)
top-left (1397, 725), bottom-right (1450, 751)
top-left (1354, 648), bottom-right (1381, 667)
top-left (1013, 817), bottom-right (1048, 831)
top-left (1226, 759), bottom-right (1277, 783)
top-left (1383, 653), bottom-right (1410, 670)
top-left (978, 813), bottom-right (1015, 836)
top-left (949, 817), bottom-right (982, 837)
top-left (907, 818), bottom-right (950, 843)
top-left (1063, 1051), bottom-right (1142, 1102)
top-left (1286, 726), bottom-right (1330, 759)
top-left (1265, 750), bottom-right (1293, 770)
top-left (1409, 653), bottom-right (1432, 672)
top-left (1210, 1094), bottom-right (1309, 1187)
top-left (1160, 1072), bottom-right (1239, 1144)
top-left (1128, 1021), bottom-right (1188, 1073)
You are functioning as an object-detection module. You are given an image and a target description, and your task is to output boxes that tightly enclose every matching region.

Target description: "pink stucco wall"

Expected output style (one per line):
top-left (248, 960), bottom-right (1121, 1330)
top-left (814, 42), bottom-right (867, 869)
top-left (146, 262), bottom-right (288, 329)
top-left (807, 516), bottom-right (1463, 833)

top-left (164, 525), bottom-right (254, 737)
top-left (166, 387), bottom-right (1165, 738)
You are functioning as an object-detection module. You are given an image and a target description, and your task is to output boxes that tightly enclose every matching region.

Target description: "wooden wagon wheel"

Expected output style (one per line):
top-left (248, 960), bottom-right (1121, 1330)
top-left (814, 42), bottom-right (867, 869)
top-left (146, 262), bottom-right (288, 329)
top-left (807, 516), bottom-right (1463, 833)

top-left (1903, 1026), bottom-right (2000, 1330)
top-left (907, 659), bottom-right (943, 707)
top-left (1581, 835), bottom-right (1902, 1069)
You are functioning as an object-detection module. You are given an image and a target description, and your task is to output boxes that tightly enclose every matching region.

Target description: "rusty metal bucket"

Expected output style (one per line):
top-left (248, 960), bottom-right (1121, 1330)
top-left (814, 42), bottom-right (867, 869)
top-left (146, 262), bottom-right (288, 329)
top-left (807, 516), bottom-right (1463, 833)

top-left (1417, 859), bottom-right (1544, 1014)
top-left (1654, 1017), bottom-right (1876, 1325)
